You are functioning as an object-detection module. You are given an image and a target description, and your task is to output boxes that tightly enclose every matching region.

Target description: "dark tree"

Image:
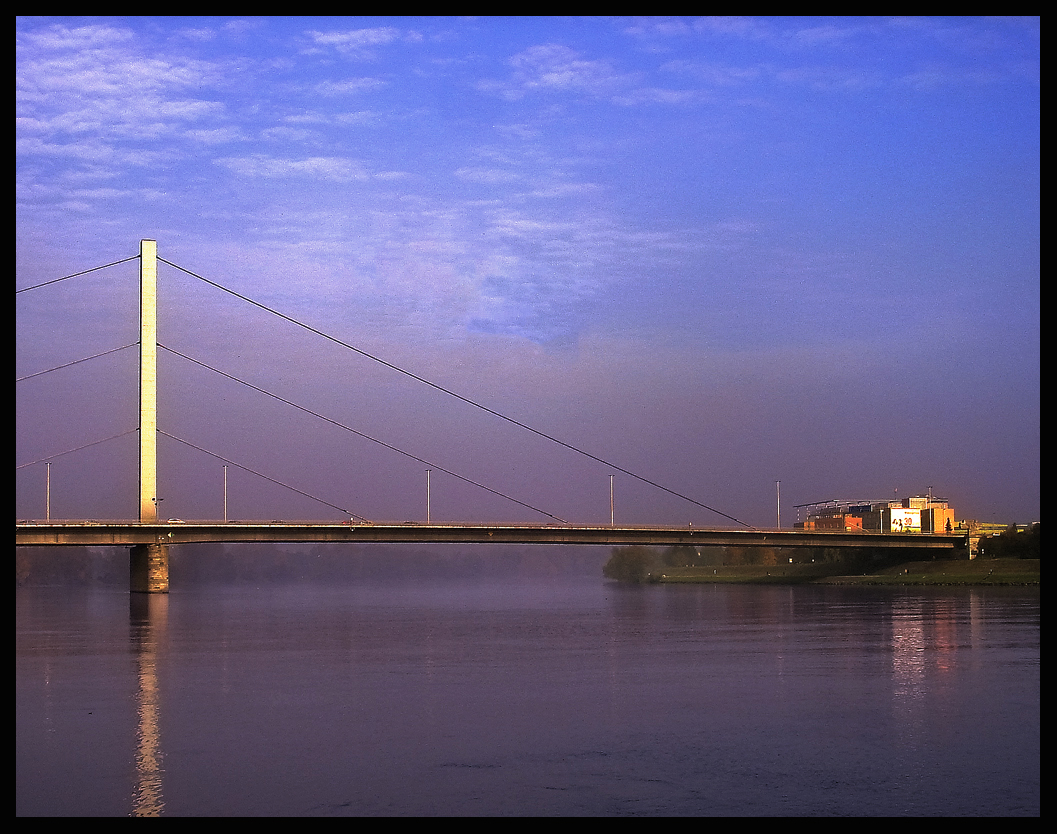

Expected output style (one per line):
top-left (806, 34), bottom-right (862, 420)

top-left (603, 546), bottom-right (660, 582)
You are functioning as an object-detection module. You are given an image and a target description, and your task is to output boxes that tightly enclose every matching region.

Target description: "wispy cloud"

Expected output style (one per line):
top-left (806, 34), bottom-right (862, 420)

top-left (313, 77), bottom-right (387, 96)
top-left (17, 22), bottom-right (228, 153)
top-left (216, 154), bottom-right (371, 182)
top-left (636, 16), bottom-right (1039, 90)
top-left (478, 42), bottom-right (705, 109)
top-left (480, 44), bottom-right (634, 101)
top-left (305, 26), bottom-right (423, 58)
top-left (454, 166), bottom-right (522, 185)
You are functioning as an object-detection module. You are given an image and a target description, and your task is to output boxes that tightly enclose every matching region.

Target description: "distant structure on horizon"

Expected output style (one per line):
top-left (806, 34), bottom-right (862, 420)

top-left (794, 495), bottom-right (956, 536)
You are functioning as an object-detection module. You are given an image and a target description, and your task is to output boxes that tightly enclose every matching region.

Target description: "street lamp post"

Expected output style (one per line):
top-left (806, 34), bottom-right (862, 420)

top-left (610, 474), bottom-right (615, 526)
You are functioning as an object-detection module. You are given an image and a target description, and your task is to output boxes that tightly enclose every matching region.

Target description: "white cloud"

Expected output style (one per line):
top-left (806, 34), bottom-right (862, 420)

top-left (305, 27), bottom-right (423, 58)
top-left (454, 167), bottom-right (522, 184)
top-left (610, 87), bottom-right (700, 106)
top-left (260, 125), bottom-right (315, 143)
top-left (481, 43), bottom-right (704, 109)
top-left (308, 27), bottom-right (403, 48)
top-left (314, 78), bottom-right (386, 96)
top-left (481, 44), bottom-right (634, 101)
top-left (215, 154), bottom-right (371, 182)
top-left (17, 21), bottom-right (227, 150)
top-left (184, 126), bottom-right (246, 144)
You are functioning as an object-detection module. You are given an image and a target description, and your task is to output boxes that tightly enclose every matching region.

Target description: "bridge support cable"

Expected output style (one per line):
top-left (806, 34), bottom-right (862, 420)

top-left (158, 344), bottom-right (568, 524)
top-left (158, 257), bottom-right (749, 528)
top-left (16, 343), bottom-right (139, 382)
top-left (16, 428), bottom-right (139, 470)
top-left (15, 255), bottom-right (140, 294)
top-left (158, 431), bottom-right (369, 521)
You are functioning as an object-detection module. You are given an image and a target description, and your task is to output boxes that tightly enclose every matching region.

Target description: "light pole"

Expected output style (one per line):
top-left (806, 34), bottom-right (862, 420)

top-left (610, 474), bottom-right (615, 526)
top-left (223, 465), bottom-right (228, 522)
top-left (776, 480), bottom-right (781, 530)
top-left (426, 469), bottom-right (431, 524)
top-left (46, 462), bottom-right (51, 521)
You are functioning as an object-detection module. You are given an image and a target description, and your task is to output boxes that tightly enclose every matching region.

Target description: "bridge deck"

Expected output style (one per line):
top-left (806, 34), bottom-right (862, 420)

top-left (17, 521), bottom-right (964, 550)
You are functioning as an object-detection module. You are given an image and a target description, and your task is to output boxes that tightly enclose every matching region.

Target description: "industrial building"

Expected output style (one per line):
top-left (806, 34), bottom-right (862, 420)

top-left (794, 495), bottom-right (956, 535)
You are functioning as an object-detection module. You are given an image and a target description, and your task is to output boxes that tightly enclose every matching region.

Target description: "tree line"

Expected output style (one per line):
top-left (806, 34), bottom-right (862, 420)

top-left (600, 536), bottom-right (1003, 583)
top-left (976, 523), bottom-right (1040, 559)
top-left (601, 543), bottom-right (882, 583)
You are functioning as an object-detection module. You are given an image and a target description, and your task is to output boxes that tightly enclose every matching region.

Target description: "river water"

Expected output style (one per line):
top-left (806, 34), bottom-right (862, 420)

top-left (16, 560), bottom-right (1039, 816)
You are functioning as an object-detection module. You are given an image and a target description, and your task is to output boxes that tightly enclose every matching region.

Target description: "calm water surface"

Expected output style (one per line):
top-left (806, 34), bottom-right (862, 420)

top-left (17, 570), bottom-right (1039, 816)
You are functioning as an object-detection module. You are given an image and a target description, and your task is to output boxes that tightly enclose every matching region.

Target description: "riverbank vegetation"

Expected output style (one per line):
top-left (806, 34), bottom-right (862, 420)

top-left (976, 523), bottom-right (1040, 559)
top-left (603, 536), bottom-right (1040, 586)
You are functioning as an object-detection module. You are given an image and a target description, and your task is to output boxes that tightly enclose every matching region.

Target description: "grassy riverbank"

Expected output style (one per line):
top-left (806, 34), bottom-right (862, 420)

top-left (651, 558), bottom-right (1039, 586)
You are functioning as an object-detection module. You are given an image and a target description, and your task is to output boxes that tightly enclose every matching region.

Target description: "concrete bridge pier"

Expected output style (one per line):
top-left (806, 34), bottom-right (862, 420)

top-left (130, 543), bottom-right (169, 594)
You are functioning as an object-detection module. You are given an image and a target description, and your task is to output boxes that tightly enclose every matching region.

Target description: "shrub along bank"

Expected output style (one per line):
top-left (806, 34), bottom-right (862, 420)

top-left (603, 544), bottom-right (1039, 585)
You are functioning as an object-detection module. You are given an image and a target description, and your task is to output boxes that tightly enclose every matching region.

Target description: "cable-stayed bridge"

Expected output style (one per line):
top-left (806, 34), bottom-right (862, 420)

top-left (16, 241), bottom-right (964, 591)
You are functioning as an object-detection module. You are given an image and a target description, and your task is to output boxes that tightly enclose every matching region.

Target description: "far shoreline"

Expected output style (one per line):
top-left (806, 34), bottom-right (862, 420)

top-left (643, 558), bottom-right (1039, 587)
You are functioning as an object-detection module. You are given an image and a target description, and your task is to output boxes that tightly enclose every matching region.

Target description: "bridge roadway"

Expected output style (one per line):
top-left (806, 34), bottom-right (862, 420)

top-left (16, 520), bottom-right (965, 551)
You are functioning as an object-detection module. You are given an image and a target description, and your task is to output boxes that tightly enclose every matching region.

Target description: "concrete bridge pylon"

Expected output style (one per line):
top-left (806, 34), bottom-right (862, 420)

top-left (130, 542), bottom-right (169, 593)
top-left (131, 239), bottom-right (168, 592)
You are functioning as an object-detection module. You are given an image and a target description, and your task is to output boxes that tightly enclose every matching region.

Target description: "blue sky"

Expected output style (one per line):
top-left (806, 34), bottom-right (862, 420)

top-left (16, 16), bottom-right (1040, 527)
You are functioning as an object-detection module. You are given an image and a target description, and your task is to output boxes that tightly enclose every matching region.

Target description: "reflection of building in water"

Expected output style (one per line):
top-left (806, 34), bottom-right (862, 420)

top-left (130, 595), bottom-right (167, 817)
top-left (890, 596), bottom-right (962, 753)
top-left (794, 494), bottom-right (957, 535)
